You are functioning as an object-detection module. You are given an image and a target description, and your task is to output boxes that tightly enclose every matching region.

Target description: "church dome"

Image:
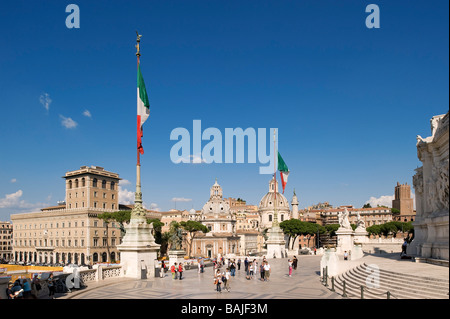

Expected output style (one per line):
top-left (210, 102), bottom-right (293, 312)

top-left (259, 179), bottom-right (290, 210)
top-left (189, 208), bottom-right (196, 215)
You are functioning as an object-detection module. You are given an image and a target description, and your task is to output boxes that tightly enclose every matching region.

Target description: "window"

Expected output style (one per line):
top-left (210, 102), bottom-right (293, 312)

top-left (75, 179), bottom-right (79, 188)
top-left (111, 181), bottom-right (115, 190)
top-left (69, 180), bottom-right (72, 189)
top-left (269, 215), bottom-right (273, 222)
top-left (94, 191), bottom-right (97, 198)
top-left (102, 180), bottom-right (106, 189)
top-left (103, 193), bottom-right (106, 199)
top-left (82, 178), bottom-right (85, 187)
top-left (93, 178), bottom-right (98, 187)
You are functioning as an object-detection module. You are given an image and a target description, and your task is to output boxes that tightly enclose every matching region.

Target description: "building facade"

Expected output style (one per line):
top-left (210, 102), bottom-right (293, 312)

top-left (0, 221), bottom-right (13, 261)
top-left (392, 182), bottom-right (415, 222)
top-left (190, 180), bottom-right (240, 258)
top-left (11, 166), bottom-right (126, 265)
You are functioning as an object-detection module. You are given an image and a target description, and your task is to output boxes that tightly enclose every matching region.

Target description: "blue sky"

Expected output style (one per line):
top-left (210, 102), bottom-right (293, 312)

top-left (0, 0), bottom-right (448, 221)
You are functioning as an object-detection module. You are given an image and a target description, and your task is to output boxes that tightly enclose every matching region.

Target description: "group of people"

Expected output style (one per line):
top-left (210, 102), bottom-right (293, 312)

top-left (4, 273), bottom-right (55, 299)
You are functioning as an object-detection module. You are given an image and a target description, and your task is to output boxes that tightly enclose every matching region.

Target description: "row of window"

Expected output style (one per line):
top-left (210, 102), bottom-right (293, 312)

top-left (68, 202), bottom-right (116, 210)
top-left (15, 220), bottom-right (117, 230)
top-left (68, 178), bottom-right (116, 190)
top-left (15, 237), bottom-right (118, 248)
top-left (69, 191), bottom-right (116, 200)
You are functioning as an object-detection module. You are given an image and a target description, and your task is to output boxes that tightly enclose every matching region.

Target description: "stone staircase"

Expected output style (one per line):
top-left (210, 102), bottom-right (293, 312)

top-left (330, 263), bottom-right (449, 299)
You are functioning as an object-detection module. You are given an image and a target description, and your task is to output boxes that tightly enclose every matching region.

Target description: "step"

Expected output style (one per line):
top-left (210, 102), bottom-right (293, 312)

top-left (337, 268), bottom-right (448, 299)
top-left (328, 267), bottom-right (448, 299)
top-left (346, 268), bottom-right (448, 299)
top-left (362, 263), bottom-right (449, 284)
top-left (359, 264), bottom-right (449, 293)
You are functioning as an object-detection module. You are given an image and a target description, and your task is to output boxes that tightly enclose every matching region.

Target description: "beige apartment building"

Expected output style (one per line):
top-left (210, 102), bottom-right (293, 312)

top-left (0, 221), bottom-right (13, 261)
top-left (11, 166), bottom-right (128, 265)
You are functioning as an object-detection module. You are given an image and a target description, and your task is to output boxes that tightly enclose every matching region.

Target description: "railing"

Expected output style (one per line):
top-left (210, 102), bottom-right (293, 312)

top-left (321, 269), bottom-right (398, 299)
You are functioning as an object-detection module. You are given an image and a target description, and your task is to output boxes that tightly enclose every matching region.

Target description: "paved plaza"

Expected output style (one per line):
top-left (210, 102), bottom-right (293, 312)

top-left (56, 253), bottom-right (449, 299)
top-left (61, 256), bottom-right (341, 299)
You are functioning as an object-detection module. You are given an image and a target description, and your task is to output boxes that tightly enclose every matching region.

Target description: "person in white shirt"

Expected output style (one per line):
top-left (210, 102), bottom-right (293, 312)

top-left (263, 261), bottom-right (271, 281)
top-left (224, 268), bottom-right (231, 292)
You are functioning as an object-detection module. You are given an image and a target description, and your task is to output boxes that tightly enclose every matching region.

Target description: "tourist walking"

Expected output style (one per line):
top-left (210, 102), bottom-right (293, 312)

top-left (263, 261), bottom-right (271, 281)
top-left (344, 251), bottom-right (349, 261)
top-left (230, 260), bottom-right (236, 277)
top-left (224, 268), bottom-right (231, 292)
top-left (47, 273), bottom-right (55, 299)
top-left (253, 260), bottom-right (258, 280)
top-left (160, 261), bottom-right (166, 278)
top-left (214, 269), bottom-right (222, 293)
top-left (248, 261), bottom-right (253, 279)
top-left (401, 239), bottom-right (408, 256)
top-left (22, 278), bottom-right (32, 299)
top-left (6, 282), bottom-right (14, 299)
top-left (171, 262), bottom-right (178, 280)
top-left (237, 258), bottom-right (241, 271)
top-left (259, 262), bottom-right (265, 281)
top-left (288, 259), bottom-right (293, 277)
top-left (292, 256), bottom-right (298, 270)
top-left (31, 274), bottom-right (41, 298)
top-left (200, 258), bottom-right (205, 273)
top-left (178, 262), bottom-right (184, 280)
top-left (244, 257), bottom-right (249, 273)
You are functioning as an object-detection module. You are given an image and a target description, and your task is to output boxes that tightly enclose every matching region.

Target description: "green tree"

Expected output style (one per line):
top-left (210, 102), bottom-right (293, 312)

top-left (179, 220), bottom-right (209, 257)
top-left (391, 208), bottom-right (400, 215)
top-left (325, 224), bottom-right (340, 237)
top-left (363, 203), bottom-right (372, 208)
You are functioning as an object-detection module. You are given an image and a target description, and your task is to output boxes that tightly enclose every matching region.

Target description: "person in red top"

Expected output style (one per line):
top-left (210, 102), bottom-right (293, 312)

top-left (178, 262), bottom-right (184, 280)
top-left (171, 262), bottom-right (178, 280)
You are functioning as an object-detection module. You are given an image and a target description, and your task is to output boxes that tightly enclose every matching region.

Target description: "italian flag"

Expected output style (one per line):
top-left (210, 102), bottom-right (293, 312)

top-left (278, 152), bottom-right (289, 194)
top-left (137, 64), bottom-right (150, 154)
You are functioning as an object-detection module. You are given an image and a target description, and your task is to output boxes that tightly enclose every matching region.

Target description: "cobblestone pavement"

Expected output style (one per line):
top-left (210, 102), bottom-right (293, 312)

top-left (61, 255), bottom-right (341, 299)
top-left (58, 253), bottom-right (449, 299)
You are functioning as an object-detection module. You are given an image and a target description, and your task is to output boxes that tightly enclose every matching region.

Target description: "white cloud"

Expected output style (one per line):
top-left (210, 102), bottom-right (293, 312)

top-left (10, 178), bottom-right (17, 183)
top-left (146, 203), bottom-right (160, 211)
top-left (83, 110), bottom-right (92, 118)
top-left (365, 195), bottom-right (394, 208)
top-left (118, 186), bottom-right (135, 205)
top-left (173, 154), bottom-right (206, 164)
top-left (39, 93), bottom-right (52, 111)
top-left (59, 115), bottom-right (78, 129)
top-left (365, 192), bottom-right (416, 209)
top-left (171, 197), bottom-right (192, 202)
top-left (120, 179), bottom-right (131, 186)
top-left (0, 190), bottom-right (49, 211)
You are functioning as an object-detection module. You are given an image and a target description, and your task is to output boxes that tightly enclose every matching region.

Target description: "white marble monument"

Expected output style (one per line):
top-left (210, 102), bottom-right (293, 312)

top-left (410, 112), bottom-right (449, 261)
top-left (336, 207), bottom-right (354, 254)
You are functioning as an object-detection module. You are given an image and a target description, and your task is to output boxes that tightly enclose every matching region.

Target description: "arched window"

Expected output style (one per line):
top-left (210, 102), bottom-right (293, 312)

top-left (110, 181), bottom-right (115, 190)
top-left (81, 178), bottom-right (85, 187)
top-left (75, 179), bottom-right (79, 188)
top-left (93, 178), bottom-right (98, 187)
top-left (69, 180), bottom-right (72, 189)
top-left (102, 180), bottom-right (106, 189)
top-left (269, 215), bottom-right (273, 222)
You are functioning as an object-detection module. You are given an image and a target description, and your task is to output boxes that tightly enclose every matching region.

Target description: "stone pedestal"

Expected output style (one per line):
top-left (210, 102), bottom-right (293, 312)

top-left (168, 250), bottom-right (186, 268)
top-left (266, 224), bottom-right (286, 258)
top-left (320, 248), bottom-right (339, 277)
top-left (118, 218), bottom-right (160, 279)
top-left (336, 229), bottom-right (354, 255)
top-left (351, 244), bottom-right (364, 260)
top-left (354, 229), bottom-right (368, 244)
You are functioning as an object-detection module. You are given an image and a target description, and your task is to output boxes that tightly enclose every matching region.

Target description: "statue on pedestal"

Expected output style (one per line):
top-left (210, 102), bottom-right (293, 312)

top-left (338, 208), bottom-right (352, 230)
top-left (355, 211), bottom-right (366, 231)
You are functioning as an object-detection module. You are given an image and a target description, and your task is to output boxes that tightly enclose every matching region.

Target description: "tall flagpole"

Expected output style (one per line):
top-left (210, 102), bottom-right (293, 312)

top-left (273, 128), bottom-right (278, 227)
top-left (133, 31), bottom-right (145, 221)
